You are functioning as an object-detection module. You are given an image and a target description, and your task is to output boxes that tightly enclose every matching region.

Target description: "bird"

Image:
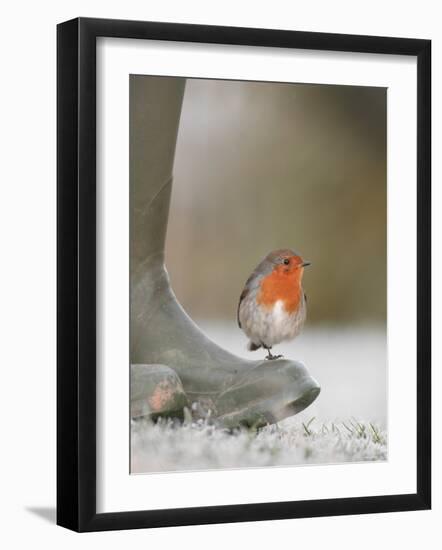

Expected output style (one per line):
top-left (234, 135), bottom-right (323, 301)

top-left (237, 249), bottom-right (310, 360)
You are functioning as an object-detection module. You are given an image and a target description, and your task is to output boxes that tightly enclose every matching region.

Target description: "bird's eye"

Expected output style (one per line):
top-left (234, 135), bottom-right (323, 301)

top-left (283, 258), bottom-right (290, 265)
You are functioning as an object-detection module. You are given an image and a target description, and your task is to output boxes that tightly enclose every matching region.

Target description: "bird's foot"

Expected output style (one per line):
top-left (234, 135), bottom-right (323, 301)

top-left (265, 352), bottom-right (283, 361)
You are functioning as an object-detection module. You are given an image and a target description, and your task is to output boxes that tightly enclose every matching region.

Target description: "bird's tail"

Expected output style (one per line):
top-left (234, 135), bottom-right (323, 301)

top-left (248, 341), bottom-right (261, 352)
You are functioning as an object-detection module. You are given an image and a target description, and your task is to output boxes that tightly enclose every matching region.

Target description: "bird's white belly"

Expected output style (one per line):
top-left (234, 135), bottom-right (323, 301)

top-left (241, 298), bottom-right (305, 348)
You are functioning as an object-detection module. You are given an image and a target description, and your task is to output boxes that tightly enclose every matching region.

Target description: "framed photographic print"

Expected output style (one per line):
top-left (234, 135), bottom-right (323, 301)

top-left (57, 17), bottom-right (431, 532)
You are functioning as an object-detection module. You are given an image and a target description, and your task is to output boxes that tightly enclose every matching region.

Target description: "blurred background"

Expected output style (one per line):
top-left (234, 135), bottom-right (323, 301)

top-left (162, 77), bottom-right (387, 424)
top-left (167, 79), bottom-right (386, 324)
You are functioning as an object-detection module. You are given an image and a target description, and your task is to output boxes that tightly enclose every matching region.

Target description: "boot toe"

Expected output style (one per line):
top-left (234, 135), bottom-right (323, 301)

top-left (131, 364), bottom-right (189, 420)
top-left (215, 359), bottom-right (320, 428)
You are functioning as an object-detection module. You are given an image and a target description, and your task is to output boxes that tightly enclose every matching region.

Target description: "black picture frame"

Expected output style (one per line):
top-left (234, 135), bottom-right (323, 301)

top-left (57, 17), bottom-right (431, 532)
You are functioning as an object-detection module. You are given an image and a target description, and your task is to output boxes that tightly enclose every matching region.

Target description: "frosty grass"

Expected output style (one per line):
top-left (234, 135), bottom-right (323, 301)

top-left (131, 416), bottom-right (387, 473)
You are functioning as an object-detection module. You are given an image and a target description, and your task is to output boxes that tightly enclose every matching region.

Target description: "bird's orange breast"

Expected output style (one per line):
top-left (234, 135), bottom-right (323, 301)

top-left (257, 269), bottom-right (303, 313)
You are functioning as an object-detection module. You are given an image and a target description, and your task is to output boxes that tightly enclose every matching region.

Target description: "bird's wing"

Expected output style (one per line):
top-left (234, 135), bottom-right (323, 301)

top-left (237, 286), bottom-right (249, 328)
top-left (237, 263), bottom-right (268, 328)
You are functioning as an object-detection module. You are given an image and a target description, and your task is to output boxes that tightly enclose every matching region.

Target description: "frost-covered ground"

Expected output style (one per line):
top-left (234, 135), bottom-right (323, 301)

top-left (131, 417), bottom-right (387, 473)
top-left (131, 326), bottom-right (387, 473)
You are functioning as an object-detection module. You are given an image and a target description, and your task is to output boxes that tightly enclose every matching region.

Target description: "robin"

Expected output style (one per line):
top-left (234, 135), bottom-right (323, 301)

top-left (237, 249), bottom-right (311, 360)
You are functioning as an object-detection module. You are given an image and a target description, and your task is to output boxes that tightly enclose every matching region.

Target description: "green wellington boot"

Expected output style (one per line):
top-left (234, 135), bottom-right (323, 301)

top-left (130, 76), bottom-right (320, 429)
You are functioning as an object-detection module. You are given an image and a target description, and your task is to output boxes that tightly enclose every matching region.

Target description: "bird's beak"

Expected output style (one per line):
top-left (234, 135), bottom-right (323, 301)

top-left (301, 261), bottom-right (311, 267)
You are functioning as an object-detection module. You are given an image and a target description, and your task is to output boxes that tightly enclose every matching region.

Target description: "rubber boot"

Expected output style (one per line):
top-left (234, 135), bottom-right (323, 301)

top-left (130, 76), bottom-right (320, 428)
top-left (131, 364), bottom-right (188, 421)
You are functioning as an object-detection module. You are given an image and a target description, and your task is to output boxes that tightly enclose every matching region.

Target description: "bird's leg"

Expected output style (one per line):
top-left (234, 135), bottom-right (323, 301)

top-left (264, 346), bottom-right (283, 360)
